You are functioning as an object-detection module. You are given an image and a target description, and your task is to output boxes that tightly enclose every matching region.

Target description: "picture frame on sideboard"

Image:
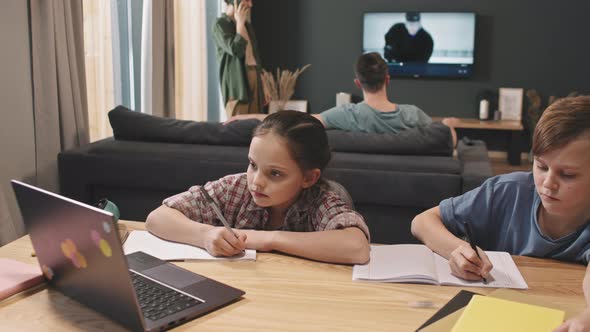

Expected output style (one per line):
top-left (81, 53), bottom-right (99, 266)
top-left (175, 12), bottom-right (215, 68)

top-left (498, 88), bottom-right (524, 121)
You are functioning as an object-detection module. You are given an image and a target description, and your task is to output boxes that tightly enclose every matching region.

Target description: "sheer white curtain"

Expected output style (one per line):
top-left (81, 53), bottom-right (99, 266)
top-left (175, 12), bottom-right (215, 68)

top-left (217, 1), bottom-right (227, 122)
top-left (141, 0), bottom-right (176, 118)
top-left (0, 190), bottom-right (20, 245)
top-left (82, 0), bottom-right (115, 142)
top-left (174, 0), bottom-right (208, 121)
top-left (83, 0), bottom-right (210, 123)
top-left (140, 0), bottom-right (153, 115)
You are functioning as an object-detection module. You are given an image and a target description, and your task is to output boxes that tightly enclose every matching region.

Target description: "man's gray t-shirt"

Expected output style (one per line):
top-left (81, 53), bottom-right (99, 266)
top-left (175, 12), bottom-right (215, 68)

top-left (439, 172), bottom-right (590, 264)
top-left (320, 102), bottom-right (432, 133)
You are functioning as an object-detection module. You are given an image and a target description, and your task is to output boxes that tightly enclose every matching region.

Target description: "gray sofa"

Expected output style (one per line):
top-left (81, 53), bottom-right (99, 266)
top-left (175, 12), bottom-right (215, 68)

top-left (58, 107), bottom-right (493, 244)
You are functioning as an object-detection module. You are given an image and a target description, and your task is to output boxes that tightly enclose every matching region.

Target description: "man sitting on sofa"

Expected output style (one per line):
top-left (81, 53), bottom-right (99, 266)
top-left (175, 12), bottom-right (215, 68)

top-left (226, 52), bottom-right (457, 146)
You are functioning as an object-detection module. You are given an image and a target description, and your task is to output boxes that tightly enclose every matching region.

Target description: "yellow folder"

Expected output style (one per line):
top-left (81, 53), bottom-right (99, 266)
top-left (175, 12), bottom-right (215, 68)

top-left (451, 295), bottom-right (565, 332)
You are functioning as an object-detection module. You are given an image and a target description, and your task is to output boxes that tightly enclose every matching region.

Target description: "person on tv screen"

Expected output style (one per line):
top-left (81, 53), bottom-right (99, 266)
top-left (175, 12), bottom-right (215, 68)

top-left (383, 12), bottom-right (434, 63)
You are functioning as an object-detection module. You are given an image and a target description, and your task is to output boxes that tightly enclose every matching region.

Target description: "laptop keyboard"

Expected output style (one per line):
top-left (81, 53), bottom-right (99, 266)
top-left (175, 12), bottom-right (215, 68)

top-left (130, 270), bottom-right (203, 321)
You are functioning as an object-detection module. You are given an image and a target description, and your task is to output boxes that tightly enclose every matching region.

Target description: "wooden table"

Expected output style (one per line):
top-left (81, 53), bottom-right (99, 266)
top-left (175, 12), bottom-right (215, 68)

top-left (433, 117), bottom-right (525, 165)
top-left (0, 221), bottom-right (585, 331)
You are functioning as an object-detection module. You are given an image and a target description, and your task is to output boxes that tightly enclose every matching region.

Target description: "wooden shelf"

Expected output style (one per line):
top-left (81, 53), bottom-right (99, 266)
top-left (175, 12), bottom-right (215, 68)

top-left (432, 117), bottom-right (524, 131)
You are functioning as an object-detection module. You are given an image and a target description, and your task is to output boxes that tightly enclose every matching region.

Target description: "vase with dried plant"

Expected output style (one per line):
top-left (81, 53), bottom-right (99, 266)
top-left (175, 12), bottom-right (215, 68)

top-left (261, 64), bottom-right (311, 113)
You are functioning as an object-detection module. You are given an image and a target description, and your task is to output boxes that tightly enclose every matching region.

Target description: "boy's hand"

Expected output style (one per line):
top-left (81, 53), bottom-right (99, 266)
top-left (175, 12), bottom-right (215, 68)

top-left (553, 307), bottom-right (590, 332)
top-left (448, 243), bottom-right (493, 281)
top-left (204, 227), bottom-right (247, 257)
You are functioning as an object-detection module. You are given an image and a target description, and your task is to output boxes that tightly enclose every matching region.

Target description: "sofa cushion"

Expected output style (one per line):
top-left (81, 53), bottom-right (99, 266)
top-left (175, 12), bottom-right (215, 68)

top-left (108, 105), bottom-right (259, 146)
top-left (89, 138), bottom-right (249, 165)
top-left (108, 105), bottom-right (452, 156)
top-left (329, 152), bottom-right (460, 174)
top-left (326, 122), bottom-right (453, 156)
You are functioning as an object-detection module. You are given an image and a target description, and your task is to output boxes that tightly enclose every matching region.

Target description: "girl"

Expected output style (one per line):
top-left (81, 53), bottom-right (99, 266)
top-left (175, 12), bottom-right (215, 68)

top-left (146, 110), bottom-right (370, 264)
top-left (411, 96), bottom-right (590, 331)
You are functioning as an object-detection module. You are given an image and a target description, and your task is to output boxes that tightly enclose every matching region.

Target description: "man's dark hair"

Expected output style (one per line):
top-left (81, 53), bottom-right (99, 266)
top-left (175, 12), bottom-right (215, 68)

top-left (354, 52), bottom-right (388, 93)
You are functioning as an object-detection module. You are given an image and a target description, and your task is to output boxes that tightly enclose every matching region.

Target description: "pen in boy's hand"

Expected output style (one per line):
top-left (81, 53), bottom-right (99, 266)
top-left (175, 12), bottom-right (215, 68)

top-left (463, 221), bottom-right (488, 283)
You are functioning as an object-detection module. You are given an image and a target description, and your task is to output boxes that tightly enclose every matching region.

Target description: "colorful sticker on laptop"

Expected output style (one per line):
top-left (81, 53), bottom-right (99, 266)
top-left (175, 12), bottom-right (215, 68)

top-left (102, 221), bottom-right (112, 234)
top-left (91, 230), bottom-right (101, 245)
top-left (61, 238), bottom-right (77, 258)
top-left (90, 229), bottom-right (112, 257)
top-left (99, 239), bottom-right (112, 257)
top-left (72, 252), bottom-right (88, 268)
top-left (60, 238), bottom-right (87, 269)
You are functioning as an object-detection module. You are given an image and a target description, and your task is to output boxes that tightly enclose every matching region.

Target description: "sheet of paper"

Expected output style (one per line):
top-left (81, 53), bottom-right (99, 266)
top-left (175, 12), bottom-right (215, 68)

top-left (451, 295), bottom-right (564, 332)
top-left (353, 244), bottom-right (437, 282)
top-left (489, 289), bottom-right (577, 319)
top-left (123, 230), bottom-right (256, 261)
top-left (419, 289), bottom-right (573, 332)
top-left (434, 251), bottom-right (528, 289)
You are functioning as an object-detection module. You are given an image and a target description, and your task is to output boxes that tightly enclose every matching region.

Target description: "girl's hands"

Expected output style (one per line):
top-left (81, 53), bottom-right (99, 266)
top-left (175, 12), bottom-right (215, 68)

top-left (448, 243), bottom-right (493, 281)
top-left (204, 227), bottom-right (247, 257)
top-left (203, 227), bottom-right (276, 256)
top-left (242, 230), bottom-right (275, 252)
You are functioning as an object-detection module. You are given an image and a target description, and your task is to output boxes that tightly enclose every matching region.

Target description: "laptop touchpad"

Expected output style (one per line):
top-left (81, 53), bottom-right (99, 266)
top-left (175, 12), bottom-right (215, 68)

top-left (142, 264), bottom-right (206, 289)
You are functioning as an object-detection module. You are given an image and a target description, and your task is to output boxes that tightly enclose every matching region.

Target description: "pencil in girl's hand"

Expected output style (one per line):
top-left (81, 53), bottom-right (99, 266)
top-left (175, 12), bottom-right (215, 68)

top-left (199, 186), bottom-right (239, 239)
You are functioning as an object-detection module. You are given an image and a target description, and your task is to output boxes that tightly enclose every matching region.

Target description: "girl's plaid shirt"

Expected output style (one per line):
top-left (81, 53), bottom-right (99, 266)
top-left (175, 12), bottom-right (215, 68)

top-left (163, 173), bottom-right (370, 240)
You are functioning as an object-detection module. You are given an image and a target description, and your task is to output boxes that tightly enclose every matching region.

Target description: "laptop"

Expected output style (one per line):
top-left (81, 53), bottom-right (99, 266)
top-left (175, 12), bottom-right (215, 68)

top-left (11, 180), bottom-right (245, 332)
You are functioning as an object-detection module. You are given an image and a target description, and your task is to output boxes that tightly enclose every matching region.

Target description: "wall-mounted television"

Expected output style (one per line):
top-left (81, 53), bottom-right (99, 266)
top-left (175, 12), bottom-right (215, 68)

top-left (363, 12), bottom-right (476, 78)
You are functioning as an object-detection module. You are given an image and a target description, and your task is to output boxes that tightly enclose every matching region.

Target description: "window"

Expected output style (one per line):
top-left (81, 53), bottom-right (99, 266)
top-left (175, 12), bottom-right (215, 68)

top-left (83, 0), bottom-right (221, 142)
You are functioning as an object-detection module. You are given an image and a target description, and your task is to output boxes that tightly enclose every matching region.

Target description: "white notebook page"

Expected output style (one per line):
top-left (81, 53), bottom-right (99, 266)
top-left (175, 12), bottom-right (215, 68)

top-left (353, 244), bottom-right (437, 281)
top-left (434, 251), bottom-right (528, 289)
top-left (123, 230), bottom-right (256, 261)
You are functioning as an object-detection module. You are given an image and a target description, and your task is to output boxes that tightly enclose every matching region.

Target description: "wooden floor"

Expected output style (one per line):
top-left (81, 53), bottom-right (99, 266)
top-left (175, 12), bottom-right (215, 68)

top-left (491, 156), bottom-right (533, 175)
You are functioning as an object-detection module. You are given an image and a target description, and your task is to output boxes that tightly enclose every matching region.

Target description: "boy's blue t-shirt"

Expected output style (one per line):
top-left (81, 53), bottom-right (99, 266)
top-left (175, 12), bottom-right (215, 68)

top-left (320, 102), bottom-right (432, 134)
top-left (439, 172), bottom-right (590, 264)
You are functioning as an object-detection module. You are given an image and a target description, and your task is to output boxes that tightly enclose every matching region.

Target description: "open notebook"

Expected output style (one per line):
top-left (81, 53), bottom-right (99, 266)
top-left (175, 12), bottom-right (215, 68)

top-left (123, 230), bottom-right (256, 261)
top-left (353, 244), bottom-right (527, 289)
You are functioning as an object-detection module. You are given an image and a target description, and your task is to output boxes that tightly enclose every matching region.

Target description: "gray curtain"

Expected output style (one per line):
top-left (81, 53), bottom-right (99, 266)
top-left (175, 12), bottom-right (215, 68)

top-left (29, 0), bottom-right (89, 192)
top-left (0, 190), bottom-right (20, 245)
top-left (148, 0), bottom-right (175, 118)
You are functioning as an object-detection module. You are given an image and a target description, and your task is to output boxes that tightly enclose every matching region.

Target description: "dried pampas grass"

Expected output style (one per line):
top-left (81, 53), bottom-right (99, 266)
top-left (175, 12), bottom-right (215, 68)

top-left (261, 64), bottom-right (311, 111)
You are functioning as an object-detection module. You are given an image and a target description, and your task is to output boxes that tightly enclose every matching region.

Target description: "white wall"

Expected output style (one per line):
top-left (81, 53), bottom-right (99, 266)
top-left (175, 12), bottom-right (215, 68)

top-left (0, 1), bottom-right (36, 244)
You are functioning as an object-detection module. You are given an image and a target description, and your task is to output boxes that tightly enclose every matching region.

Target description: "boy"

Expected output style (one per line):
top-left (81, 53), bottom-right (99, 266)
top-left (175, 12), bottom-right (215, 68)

top-left (411, 96), bottom-right (590, 331)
